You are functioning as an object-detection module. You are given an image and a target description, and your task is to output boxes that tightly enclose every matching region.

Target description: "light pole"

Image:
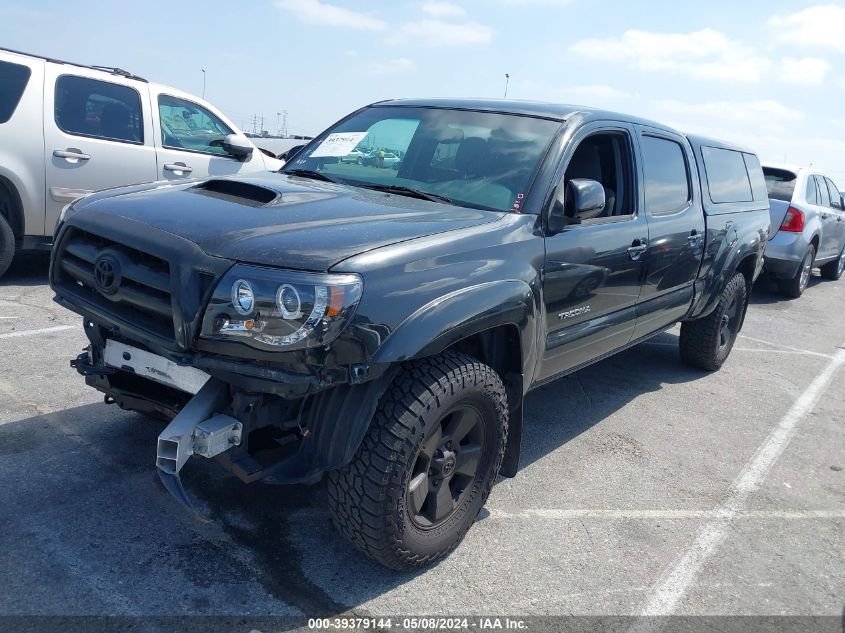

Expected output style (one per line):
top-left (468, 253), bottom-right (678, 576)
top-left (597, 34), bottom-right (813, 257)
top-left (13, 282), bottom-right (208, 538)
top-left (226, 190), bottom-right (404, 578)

top-left (276, 112), bottom-right (281, 137)
top-left (504, 73), bottom-right (509, 99)
top-left (201, 69), bottom-right (206, 99)
top-left (283, 110), bottom-right (288, 138)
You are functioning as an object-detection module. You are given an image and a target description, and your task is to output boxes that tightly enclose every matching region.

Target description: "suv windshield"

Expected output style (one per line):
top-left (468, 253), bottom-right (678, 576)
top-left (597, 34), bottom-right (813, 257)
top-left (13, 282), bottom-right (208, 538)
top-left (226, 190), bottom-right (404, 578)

top-left (281, 106), bottom-right (561, 212)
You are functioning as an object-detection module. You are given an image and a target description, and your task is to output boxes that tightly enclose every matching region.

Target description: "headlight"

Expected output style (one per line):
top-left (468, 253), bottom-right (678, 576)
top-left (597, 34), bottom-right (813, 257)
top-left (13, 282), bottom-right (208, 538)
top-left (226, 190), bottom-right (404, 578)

top-left (200, 265), bottom-right (362, 351)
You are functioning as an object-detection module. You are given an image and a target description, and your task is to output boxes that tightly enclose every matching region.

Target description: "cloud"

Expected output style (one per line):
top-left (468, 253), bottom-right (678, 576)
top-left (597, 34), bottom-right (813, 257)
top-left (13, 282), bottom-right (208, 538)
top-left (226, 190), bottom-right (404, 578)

top-left (569, 29), bottom-right (770, 82)
top-left (369, 57), bottom-right (416, 75)
top-left (392, 18), bottom-right (494, 46)
top-left (649, 99), bottom-right (804, 140)
top-left (421, 1), bottom-right (467, 17)
top-left (563, 85), bottom-right (637, 102)
top-left (769, 4), bottom-right (845, 51)
top-left (496, 0), bottom-right (573, 5)
top-left (779, 57), bottom-right (831, 85)
top-left (274, 0), bottom-right (386, 31)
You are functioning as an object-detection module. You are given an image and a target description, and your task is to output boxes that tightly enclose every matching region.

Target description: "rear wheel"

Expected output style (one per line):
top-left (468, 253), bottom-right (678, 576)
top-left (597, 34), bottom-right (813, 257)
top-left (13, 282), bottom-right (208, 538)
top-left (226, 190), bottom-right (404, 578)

top-left (778, 245), bottom-right (815, 298)
top-left (819, 246), bottom-right (845, 281)
top-left (327, 352), bottom-right (508, 570)
top-left (680, 272), bottom-right (746, 371)
top-left (0, 213), bottom-right (15, 279)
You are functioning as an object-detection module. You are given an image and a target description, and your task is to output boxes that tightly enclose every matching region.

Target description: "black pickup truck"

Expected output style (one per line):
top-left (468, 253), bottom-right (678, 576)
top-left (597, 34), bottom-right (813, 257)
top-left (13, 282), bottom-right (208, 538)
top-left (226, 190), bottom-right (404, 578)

top-left (50, 99), bottom-right (770, 569)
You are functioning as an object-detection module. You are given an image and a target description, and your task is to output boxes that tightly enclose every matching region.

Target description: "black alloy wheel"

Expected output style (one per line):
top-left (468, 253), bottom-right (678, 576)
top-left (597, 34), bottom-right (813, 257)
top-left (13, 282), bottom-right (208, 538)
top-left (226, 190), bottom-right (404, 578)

top-left (407, 405), bottom-right (485, 528)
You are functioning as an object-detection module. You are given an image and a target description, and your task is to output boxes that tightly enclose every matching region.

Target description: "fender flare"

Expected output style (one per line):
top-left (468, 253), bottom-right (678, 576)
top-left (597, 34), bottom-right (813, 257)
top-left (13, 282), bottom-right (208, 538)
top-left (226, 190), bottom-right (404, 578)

top-left (372, 279), bottom-right (537, 371)
top-left (693, 236), bottom-right (762, 320)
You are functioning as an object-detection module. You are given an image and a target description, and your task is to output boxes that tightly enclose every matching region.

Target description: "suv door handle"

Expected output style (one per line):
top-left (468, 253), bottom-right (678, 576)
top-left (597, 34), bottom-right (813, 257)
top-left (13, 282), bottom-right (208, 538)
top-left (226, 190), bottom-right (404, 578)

top-left (688, 229), bottom-right (702, 244)
top-left (627, 238), bottom-right (648, 260)
top-left (53, 148), bottom-right (91, 161)
top-left (164, 162), bottom-right (193, 174)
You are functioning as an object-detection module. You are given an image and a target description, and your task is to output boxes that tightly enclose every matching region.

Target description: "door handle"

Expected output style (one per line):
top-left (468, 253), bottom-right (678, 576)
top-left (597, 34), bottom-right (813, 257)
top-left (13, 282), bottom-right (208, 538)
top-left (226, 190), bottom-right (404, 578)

top-left (53, 148), bottom-right (90, 161)
top-left (627, 238), bottom-right (648, 260)
top-left (688, 230), bottom-right (702, 244)
top-left (164, 162), bottom-right (193, 174)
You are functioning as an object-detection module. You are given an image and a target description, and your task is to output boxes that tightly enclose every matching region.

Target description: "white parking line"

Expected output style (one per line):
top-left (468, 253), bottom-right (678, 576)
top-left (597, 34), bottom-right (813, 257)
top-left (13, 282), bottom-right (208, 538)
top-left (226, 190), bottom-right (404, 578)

top-left (0, 325), bottom-right (76, 340)
top-left (490, 509), bottom-right (845, 520)
top-left (738, 333), bottom-right (836, 359)
top-left (629, 339), bottom-right (845, 630)
top-left (642, 339), bottom-right (833, 358)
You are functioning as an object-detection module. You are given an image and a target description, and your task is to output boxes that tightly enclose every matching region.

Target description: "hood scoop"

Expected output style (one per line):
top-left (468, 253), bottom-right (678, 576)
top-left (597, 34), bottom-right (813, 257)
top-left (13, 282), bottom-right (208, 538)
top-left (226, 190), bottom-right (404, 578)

top-left (190, 179), bottom-right (279, 207)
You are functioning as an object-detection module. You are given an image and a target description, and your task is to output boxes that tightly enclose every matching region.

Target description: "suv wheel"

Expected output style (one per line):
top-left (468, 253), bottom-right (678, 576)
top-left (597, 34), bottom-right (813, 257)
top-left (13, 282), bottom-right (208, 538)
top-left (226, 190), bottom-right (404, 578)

top-left (819, 246), bottom-right (845, 281)
top-left (679, 272), bottom-right (747, 371)
top-left (779, 245), bottom-right (815, 298)
top-left (327, 352), bottom-right (508, 570)
top-left (0, 213), bottom-right (15, 279)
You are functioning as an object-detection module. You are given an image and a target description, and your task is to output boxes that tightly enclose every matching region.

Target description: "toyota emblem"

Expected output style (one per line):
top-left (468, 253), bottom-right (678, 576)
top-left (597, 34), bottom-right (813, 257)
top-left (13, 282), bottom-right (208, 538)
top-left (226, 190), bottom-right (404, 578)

top-left (93, 255), bottom-right (121, 294)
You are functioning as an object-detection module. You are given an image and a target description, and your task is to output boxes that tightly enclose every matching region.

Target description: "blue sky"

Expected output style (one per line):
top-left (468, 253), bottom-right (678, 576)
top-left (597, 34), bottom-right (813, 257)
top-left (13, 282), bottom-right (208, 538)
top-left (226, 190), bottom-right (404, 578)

top-left (2, 1), bottom-right (844, 183)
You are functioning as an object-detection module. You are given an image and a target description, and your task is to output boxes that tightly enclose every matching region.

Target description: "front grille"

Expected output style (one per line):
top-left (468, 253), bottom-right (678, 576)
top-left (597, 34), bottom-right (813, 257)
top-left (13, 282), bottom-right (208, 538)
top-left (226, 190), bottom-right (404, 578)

top-left (56, 228), bottom-right (175, 338)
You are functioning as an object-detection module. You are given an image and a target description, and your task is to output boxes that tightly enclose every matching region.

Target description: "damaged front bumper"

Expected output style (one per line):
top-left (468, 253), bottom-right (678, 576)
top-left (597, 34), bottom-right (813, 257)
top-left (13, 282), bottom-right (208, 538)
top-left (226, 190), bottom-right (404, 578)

top-left (70, 323), bottom-right (393, 521)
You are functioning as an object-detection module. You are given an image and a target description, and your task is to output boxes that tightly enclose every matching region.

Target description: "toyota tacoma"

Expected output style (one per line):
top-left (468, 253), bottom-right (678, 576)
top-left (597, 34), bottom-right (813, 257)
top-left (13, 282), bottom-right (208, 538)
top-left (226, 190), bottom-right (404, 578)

top-left (50, 99), bottom-right (770, 569)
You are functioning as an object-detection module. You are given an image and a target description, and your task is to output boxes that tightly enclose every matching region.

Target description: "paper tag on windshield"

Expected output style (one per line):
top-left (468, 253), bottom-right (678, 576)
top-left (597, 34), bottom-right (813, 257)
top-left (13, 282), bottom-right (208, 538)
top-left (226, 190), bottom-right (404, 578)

top-left (310, 132), bottom-right (368, 157)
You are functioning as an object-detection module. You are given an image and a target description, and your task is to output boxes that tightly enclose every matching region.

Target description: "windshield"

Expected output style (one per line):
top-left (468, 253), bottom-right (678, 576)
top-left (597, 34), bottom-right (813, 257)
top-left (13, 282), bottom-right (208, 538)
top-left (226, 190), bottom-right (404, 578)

top-left (282, 106), bottom-right (561, 212)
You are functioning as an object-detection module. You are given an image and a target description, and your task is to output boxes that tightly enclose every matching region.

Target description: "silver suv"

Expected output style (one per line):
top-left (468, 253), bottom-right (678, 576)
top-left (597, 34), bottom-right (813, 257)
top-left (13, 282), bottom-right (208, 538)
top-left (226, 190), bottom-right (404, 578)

top-left (763, 164), bottom-right (845, 297)
top-left (0, 48), bottom-right (282, 278)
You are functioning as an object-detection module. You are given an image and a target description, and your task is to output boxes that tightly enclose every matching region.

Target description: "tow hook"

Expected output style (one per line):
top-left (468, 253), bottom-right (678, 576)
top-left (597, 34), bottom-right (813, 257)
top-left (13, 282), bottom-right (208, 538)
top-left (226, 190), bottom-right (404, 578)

top-left (70, 350), bottom-right (116, 377)
top-left (155, 378), bottom-right (241, 521)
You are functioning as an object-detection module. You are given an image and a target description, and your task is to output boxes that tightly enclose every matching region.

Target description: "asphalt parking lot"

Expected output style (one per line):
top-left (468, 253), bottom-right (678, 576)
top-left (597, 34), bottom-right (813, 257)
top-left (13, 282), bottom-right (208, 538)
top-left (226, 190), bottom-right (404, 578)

top-left (0, 252), bottom-right (843, 630)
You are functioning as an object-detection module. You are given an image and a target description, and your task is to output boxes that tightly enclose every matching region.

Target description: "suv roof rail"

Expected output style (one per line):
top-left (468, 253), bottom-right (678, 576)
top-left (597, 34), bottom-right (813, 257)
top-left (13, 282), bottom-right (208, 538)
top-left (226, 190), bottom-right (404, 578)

top-left (0, 47), bottom-right (148, 82)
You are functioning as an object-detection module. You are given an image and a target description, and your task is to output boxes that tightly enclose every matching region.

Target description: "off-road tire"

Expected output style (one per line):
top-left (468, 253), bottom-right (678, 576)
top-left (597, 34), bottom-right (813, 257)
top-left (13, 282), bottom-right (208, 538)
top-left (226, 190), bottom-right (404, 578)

top-left (680, 272), bottom-right (747, 371)
top-left (0, 212), bottom-right (14, 279)
top-left (819, 246), bottom-right (845, 281)
top-left (327, 352), bottom-right (508, 570)
top-left (778, 245), bottom-right (815, 298)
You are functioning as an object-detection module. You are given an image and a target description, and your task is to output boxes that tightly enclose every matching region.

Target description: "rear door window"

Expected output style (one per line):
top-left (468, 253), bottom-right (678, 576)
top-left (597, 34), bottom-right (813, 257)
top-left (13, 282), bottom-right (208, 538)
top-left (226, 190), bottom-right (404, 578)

top-left (763, 167), bottom-right (797, 202)
top-left (640, 135), bottom-right (691, 215)
top-left (54, 75), bottom-right (143, 143)
top-left (817, 175), bottom-right (831, 207)
top-left (0, 60), bottom-right (31, 124)
top-left (701, 146), bottom-right (752, 203)
top-left (823, 177), bottom-right (842, 209)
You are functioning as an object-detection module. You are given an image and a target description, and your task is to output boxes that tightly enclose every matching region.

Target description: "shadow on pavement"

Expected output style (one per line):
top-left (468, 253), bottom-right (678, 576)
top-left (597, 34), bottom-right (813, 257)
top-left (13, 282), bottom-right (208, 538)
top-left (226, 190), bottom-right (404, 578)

top-left (2, 251), bottom-right (51, 287)
top-left (0, 331), bottom-right (710, 624)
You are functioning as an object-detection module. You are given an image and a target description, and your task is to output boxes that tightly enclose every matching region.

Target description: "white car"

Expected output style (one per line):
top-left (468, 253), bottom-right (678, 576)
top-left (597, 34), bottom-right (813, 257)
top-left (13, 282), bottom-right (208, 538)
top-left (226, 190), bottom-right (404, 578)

top-left (0, 47), bottom-right (282, 277)
top-left (340, 149), bottom-right (367, 163)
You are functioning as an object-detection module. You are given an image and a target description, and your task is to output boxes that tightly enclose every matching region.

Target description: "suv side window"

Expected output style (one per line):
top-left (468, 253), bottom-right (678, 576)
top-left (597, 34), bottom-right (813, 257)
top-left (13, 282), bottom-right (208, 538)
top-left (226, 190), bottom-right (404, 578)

top-left (805, 175), bottom-right (819, 205)
top-left (701, 146), bottom-right (753, 203)
top-left (54, 75), bottom-right (143, 144)
top-left (640, 135), bottom-right (690, 216)
top-left (158, 94), bottom-right (233, 155)
top-left (823, 177), bottom-right (842, 209)
top-left (562, 131), bottom-right (635, 220)
top-left (817, 175), bottom-right (831, 207)
top-left (0, 60), bottom-right (31, 124)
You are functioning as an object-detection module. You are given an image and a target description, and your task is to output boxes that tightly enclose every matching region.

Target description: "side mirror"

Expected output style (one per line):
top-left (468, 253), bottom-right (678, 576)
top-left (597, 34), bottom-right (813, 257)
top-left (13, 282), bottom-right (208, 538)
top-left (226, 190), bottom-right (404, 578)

top-left (548, 178), bottom-right (606, 233)
top-left (221, 134), bottom-right (254, 160)
top-left (282, 144), bottom-right (306, 162)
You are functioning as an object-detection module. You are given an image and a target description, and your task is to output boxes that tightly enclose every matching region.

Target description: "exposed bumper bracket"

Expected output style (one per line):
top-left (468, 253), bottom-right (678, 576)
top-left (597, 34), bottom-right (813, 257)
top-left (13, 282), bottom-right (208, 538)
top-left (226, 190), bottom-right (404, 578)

top-left (155, 378), bottom-right (231, 519)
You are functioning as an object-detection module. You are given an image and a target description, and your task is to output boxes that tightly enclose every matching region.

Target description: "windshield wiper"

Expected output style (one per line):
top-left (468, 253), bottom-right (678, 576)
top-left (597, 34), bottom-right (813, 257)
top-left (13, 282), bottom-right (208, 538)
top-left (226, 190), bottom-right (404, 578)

top-left (359, 184), bottom-right (453, 205)
top-left (285, 169), bottom-right (341, 183)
